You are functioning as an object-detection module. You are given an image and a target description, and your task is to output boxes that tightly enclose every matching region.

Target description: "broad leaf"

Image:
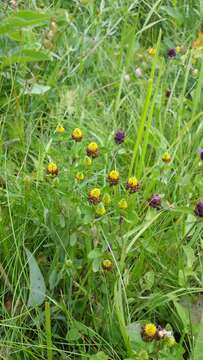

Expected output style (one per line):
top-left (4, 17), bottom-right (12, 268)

top-left (25, 248), bottom-right (46, 307)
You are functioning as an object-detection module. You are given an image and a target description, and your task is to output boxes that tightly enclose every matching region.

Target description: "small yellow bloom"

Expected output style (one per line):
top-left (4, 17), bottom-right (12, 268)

top-left (162, 152), bottom-right (171, 163)
top-left (55, 125), bottom-right (65, 134)
top-left (102, 193), bottom-right (111, 206)
top-left (47, 162), bottom-right (58, 175)
top-left (102, 259), bottom-right (113, 271)
top-left (176, 46), bottom-right (181, 53)
top-left (148, 47), bottom-right (156, 56)
top-left (192, 39), bottom-right (201, 48)
top-left (95, 203), bottom-right (106, 217)
top-left (144, 323), bottom-right (157, 337)
top-left (118, 199), bottom-right (128, 210)
top-left (108, 170), bottom-right (119, 185)
top-left (86, 142), bottom-right (99, 158)
top-left (88, 188), bottom-right (101, 204)
top-left (75, 172), bottom-right (84, 181)
top-left (164, 335), bottom-right (176, 347)
top-left (126, 177), bottom-right (139, 193)
top-left (83, 156), bottom-right (92, 166)
top-left (72, 128), bottom-right (83, 142)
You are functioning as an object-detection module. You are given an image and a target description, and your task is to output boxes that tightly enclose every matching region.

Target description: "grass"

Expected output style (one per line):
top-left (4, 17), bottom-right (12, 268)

top-left (0, 0), bottom-right (203, 359)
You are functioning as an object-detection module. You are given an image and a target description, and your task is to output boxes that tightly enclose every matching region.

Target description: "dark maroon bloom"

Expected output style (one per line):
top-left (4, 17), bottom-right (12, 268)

top-left (198, 148), bottom-right (203, 161)
top-left (149, 194), bottom-right (161, 209)
top-left (168, 48), bottom-right (176, 58)
top-left (165, 90), bottom-right (171, 98)
top-left (195, 201), bottom-right (203, 218)
top-left (114, 129), bottom-right (125, 144)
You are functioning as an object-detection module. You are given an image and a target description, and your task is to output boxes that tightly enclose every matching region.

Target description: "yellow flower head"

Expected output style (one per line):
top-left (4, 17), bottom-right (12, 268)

top-left (87, 142), bottom-right (99, 158)
top-left (164, 335), bottom-right (176, 347)
top-left (72, 128), bottom-right (83, 142)
top-left (83, 156), bottom-right (92, 166)
top-left (126, 177), bottom-right (139, 193)
top-left (75, 172), bottom-right (84, 181)
top-left (47, 162), bottom-right (58, 175)
top-left (88, 188), bottom-right (101, 204)
top-left (144, 323), bottom-right (157, 337)
top-left (102, 193), bottom-right (111, 206)
top-left (176, 46), bottom-right (182, 53)
top-left (55, 125), bottom-right (65, 134)
top-left (96, 203), bottom-right (106, 217)
top-left (108, 170), bottom-right (119, 185)
top-left (162, 152), bottom-right (171, 163)
top-left (102, 259), bottom-right (113, 271)
top-left (118, 199), bottom-right (128, 210)
top-left (148, 47), bottom-right (156, 56)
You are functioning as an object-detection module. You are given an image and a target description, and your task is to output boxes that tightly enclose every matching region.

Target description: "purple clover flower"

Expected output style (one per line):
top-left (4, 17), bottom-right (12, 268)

top-left (198, 148), bottom-right (203, 161)
top-left (114, 129), bottom-right (125, 144)
top-left (149, 194), bottom-right (161, 209)
top-left (168, 48), bottom-right (176, 58)
top-left (195, 201), bottom-right (203, 218)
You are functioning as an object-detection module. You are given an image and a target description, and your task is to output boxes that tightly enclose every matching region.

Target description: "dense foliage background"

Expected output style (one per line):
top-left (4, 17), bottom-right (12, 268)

top-left (0, 1), bottom-right (203, 359)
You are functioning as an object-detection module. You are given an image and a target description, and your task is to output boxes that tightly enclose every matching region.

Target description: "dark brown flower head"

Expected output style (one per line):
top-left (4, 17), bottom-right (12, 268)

top-left (141, 323), bottom-right (158, 342)
top-left (165, 90), bottom-right (171, 98)
top-left (86, 142), bottom-right (99, 158)
top-left (195, 201), bottom-right (203, 218)
top-left (114, 129), bottom-right (125, 144)
top-left (126, 177), bottom-right (139, 193)
top-left (88, 188), bottom-right (101, 205)
top-left (198, 148), bottom-right (203, 161)
top-left (168, 48), bottom-right (176, 58)
top-left (149, 194), bottom-right (161, 209)
top-left (102, 259), bottom-right (113, 271)
top-left (108, 170), bottom-right (119, 185)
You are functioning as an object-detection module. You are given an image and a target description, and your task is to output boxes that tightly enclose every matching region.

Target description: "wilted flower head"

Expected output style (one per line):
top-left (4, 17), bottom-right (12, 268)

top-left (72, 128), bottom-right (83, 142)
top-left (165, 90), bottom-right (171, 98)
top-left (124, 73), bottom-right (130, 82)
top-left (142, 323), bottom-right (157, 342)
top-left (108, 170), bottom-right (119, 185)
top-left (118, 198), bottom-right (128, 210)
top-left (88, 188), bottom-right (101, 204)
top-left (162, 152), bottom-right (171, 163)
top-left (149, 194), bottom-right (161, 209)
top-left (55, 125), bottom-right (65, 134)
top-left (135, 67), bottom-right (142, 78)
top-left (47, 162), bottom-right (58, 175)
top-left (195, 201), bottom-right (203, 218)
top-left (95, 203), bottom-right (106, 217)
top-left (198, 148), bottom-right (203, 161)
top-left (102, 259), bottom-right (113, 271)
top-left (168, 48), bottom-right (176, 58)
top-left (86, 142), bottom-right (99, 158)
top-left (126, 177), bottom-right (139, 193)
top-left (114, 129), bottom-right (125, 144)
top-left (148, 48), bottom-right (156, 56)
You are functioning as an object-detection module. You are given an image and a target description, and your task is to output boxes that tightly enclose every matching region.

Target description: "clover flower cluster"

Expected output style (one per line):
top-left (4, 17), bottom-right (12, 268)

top-left (47, 126), bottom-right (203, 220)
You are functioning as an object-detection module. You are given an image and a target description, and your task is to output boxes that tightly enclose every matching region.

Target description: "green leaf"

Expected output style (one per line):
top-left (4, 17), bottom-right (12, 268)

top-left (89, 352), bottom-right (108, 360)
top-left (25, 248), bottom-right (46, 307)
top-left (24, 84), bottom-right (51, 95)
top-left (0, 11), bottom-right (50, 35)
top-left (88, 249), bottom-right (102, 259)
top-left (0, 49), bottom-right (51, 67)
top-left (66, 327), bottom-right (81, 341)
top-left (191, 315), bottom-right (203, 360)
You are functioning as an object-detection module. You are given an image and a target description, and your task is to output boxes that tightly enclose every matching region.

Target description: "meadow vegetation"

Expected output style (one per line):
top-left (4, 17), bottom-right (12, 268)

top-left (0, 1), bottom-right (203, 359)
